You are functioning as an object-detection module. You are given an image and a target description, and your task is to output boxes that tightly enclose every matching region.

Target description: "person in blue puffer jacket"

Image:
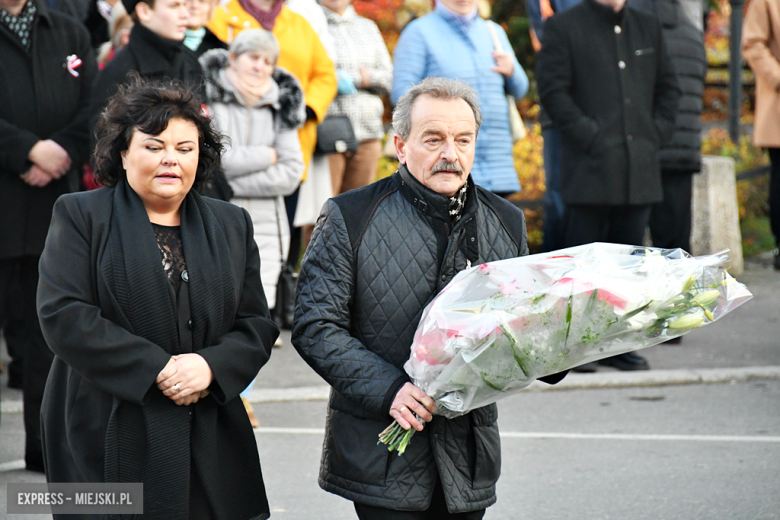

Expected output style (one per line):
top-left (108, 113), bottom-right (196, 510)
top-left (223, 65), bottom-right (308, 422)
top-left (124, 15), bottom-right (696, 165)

top-left (391, 0), bottom-right (529, 196)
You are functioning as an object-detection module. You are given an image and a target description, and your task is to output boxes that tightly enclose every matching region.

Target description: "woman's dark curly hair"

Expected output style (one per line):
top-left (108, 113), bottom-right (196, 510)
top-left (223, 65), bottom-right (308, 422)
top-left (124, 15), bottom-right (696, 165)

top-left (93, 75), bottom-right (224, 191)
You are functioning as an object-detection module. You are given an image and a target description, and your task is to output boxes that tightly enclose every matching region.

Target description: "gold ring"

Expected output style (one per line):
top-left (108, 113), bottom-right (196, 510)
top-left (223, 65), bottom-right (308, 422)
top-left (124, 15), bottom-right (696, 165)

top-left (399, 406), bottom-right (407, 413)
top-left (173, 384), bottom-right (181, 393)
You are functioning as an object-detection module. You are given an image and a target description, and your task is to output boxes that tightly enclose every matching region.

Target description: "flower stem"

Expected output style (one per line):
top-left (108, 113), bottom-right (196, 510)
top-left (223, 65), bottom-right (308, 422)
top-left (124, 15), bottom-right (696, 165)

top-left (378, 415), bottom-right (421, 456)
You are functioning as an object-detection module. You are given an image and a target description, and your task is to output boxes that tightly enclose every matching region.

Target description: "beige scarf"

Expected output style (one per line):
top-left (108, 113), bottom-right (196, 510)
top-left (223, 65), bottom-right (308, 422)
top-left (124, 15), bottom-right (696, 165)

top-left (224, 65), bottom-right (272, 107)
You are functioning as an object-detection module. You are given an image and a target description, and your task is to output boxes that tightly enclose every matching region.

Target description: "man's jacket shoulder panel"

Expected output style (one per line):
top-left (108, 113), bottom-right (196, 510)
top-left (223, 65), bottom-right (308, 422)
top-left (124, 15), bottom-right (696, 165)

top-left (330, 175), bottom-right (397, 252)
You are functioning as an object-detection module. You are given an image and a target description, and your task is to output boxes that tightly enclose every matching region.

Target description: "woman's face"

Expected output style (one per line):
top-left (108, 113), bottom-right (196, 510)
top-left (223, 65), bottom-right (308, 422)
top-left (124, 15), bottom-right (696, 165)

top-left (230, 50), bottom-right (275, 88)
top-left (439, 0), bottom-right (477, 16)
top-left (319, 0), bottom-right (350, 15)
top-left (121, 118), bottom-right (200, 216)
top-left (186, 0), bottom-right (215, 30)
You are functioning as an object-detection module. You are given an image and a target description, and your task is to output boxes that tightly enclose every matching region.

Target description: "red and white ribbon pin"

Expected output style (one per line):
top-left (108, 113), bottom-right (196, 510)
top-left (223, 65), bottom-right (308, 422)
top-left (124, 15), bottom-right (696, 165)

top-left (66, 54), bottom-right (82, 77)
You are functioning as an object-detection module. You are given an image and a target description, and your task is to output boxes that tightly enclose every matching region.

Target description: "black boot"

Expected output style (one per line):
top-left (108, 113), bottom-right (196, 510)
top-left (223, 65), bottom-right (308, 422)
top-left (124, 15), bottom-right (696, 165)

top-left (598, 352), bottom-right (649, 371)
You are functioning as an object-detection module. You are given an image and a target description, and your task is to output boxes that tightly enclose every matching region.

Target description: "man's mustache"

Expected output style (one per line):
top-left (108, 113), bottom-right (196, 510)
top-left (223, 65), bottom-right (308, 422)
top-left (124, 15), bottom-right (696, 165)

top-left (430, 161), bottom-right (464, 174)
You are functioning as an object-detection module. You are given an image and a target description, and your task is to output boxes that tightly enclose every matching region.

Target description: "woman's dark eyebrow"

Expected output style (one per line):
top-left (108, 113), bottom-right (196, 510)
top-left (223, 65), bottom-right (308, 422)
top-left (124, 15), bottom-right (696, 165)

top-left (141, 138), bottom-right (196, 146)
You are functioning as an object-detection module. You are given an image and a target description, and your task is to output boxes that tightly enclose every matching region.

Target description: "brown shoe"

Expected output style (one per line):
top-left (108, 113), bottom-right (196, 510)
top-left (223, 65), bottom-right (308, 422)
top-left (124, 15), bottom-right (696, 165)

top-left (242, 397), bottom-right (260, 428)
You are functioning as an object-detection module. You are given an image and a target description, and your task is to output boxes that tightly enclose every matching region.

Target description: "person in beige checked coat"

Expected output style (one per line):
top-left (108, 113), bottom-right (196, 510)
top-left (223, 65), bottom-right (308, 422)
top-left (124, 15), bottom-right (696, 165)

top-left (743, 0), bottom-right (780, 270)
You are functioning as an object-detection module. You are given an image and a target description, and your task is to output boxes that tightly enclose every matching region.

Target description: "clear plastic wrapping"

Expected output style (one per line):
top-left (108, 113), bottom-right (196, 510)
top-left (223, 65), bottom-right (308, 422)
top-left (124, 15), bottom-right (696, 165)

top-left (404, 243), bottom-right (753, 419)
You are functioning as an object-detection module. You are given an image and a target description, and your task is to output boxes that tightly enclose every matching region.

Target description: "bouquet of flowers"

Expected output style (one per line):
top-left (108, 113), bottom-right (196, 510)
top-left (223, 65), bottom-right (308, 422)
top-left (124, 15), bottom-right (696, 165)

top-left (378, 243), bottom-right (753, 454)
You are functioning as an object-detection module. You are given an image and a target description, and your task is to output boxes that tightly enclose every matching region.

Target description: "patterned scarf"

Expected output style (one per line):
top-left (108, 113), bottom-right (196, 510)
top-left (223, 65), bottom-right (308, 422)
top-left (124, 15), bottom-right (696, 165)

top-left (448, 183), bottom-right (468, 224)
top-left (0, 0), bottom-right (37, 53)
top-left (238, 0), bottom-right (283, 30)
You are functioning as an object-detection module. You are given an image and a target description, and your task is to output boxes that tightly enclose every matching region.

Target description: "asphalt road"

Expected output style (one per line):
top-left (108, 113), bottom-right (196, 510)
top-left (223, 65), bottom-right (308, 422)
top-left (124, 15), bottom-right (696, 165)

top-left (2, 263), bottom-right (778, 519)
top-left (3, 380), bottom-right (778, 520)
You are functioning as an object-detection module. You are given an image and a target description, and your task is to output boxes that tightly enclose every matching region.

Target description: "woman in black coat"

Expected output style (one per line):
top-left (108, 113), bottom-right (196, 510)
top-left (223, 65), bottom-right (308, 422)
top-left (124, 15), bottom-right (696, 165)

top-left (37, 78), bottom-right (279, 520)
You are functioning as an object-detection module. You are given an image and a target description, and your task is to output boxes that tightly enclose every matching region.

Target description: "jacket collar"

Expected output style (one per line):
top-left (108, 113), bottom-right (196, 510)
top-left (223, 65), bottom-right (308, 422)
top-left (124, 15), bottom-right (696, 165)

top-left (199, 48), bottom-right (306, 128)
top-left (394, 164), bottom-right (477, 224)
top-left (129, 22), bottom-right (186, 73)
top-left (434, 1), bottom-right (478, 30)
top-left (586, 0), bottom-right (626, 22)
top-left (0, 0), bottom-right (49, 50)
top-left (323, 4), bottom-right (357, 24)
top-left (30, 0), bottom-right (50, 24)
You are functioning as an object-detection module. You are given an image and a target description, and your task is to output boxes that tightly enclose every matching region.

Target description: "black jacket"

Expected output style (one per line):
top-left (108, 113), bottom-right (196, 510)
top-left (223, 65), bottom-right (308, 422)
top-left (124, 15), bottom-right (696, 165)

top-left (629, 0), bottom-right (706, 174)
top-left (0, 0), bottom-right (95, 260)
top-left (293, 166), bottom-right (565, 512)
top-left (536, 0), bottom-right (681, 205)
top-left (194, 28), bottom-right (228, 57)
top-left (37, 184), bottom-right (279, 519)
top-left (89, 23), bottom-right (203, 145)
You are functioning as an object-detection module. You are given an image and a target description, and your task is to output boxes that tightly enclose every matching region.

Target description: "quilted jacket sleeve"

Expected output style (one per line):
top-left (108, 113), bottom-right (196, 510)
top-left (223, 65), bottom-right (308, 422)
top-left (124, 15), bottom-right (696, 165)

top-left (292, 200), bottom-right (408, 416)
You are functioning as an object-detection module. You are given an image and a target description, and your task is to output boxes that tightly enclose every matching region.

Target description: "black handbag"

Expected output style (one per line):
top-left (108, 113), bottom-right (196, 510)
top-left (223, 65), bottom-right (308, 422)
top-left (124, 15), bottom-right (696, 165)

top-left (274, 262), bottom-right (297, 330)
top-left (315, 115), bottom-right (359, 154)
top-left (273, 199), bottom-right (297, 329)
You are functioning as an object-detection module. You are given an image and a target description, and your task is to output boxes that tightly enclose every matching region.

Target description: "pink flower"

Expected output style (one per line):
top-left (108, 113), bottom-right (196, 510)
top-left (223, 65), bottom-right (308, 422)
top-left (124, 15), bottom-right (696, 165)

top-left (478, 263), bottom-right (493, 273)
top-left (499, 280), bottom-right (520, 296)
top-left (552, 277), bottom-right (628, 309)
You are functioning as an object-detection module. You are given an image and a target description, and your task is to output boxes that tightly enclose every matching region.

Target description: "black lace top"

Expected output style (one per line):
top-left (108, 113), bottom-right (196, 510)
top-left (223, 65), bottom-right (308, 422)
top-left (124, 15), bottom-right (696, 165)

top-left (152, 224), bottom-right (187, 292)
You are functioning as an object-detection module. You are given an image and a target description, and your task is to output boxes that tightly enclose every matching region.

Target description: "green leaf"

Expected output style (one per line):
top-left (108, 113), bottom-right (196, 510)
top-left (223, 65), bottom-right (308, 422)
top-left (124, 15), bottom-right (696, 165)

top-left (619, 302), bottom-right (653, 322)
top-left (584, 289), bottom-right (599, 315)
top-left (563, 294), bottom-right (573, 347)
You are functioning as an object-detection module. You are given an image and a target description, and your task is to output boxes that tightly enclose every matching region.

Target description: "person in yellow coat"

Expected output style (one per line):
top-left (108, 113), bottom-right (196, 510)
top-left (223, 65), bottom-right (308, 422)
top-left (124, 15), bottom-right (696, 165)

top-left (208, 0), bottom-right (337, 184)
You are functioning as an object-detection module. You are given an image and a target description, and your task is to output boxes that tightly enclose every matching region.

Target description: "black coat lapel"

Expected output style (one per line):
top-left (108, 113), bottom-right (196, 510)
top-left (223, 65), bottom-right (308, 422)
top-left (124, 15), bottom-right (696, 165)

top-left (180, 192), bottom-right (236, 352)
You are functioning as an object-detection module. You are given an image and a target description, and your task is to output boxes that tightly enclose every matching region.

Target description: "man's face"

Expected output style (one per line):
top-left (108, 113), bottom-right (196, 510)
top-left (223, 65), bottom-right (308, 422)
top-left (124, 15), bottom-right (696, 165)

top-left (395, 96), bottom-right (476, 197)
top-left (136, 0), bottom-right (190, 41)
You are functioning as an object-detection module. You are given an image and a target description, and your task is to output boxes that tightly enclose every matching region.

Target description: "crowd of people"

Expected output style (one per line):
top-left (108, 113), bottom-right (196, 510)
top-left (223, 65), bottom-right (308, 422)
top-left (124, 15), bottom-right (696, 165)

top-left (0, 0), bottom-right (777, 518)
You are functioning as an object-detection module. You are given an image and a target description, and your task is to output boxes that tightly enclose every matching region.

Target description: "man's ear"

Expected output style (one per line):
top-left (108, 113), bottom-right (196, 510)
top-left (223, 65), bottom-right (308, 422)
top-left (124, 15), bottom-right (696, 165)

top-left (394, 133), bottom-right (407, 165)
top-left (135, 1), bottom-right (153, 23)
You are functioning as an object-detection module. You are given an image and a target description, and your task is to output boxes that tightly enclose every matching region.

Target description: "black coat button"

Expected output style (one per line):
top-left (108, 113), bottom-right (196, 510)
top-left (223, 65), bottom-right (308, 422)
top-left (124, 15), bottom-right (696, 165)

top-left (181, 270), bottom-right (189, 282)
top-left (187, 319), bottom-right (192, 330)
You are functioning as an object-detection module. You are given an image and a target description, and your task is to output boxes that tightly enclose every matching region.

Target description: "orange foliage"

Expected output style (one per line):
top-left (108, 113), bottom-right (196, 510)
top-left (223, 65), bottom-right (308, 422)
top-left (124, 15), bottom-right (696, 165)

top-left (352, 0), bottom-right (434, 53)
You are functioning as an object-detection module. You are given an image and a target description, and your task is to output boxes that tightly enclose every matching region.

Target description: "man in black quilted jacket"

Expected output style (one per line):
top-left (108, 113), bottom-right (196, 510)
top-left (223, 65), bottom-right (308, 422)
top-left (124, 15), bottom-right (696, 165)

top-left (293, 77), bottom-right (566, 519)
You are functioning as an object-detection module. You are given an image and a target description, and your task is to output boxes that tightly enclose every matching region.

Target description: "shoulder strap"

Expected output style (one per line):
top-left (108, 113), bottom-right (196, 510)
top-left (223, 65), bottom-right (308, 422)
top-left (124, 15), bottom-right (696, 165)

top-left (486, 20), bottom-right (502, 52)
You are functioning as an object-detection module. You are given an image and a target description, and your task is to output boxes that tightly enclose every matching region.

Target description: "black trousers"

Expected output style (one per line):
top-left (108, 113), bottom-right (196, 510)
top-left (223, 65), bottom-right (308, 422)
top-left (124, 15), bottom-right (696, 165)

top-left (769, 148), bottom-right (780, 245)
top-left (564, 204), bottom-right (652, 247)
top-left (353, 479), bottom-right (486, 520)
top-left (649, 171), bottom-right (693, 251)
top-left (1, 265), bottom-right (25, 386)
top-left (0, 256), bottom-right (54, 468)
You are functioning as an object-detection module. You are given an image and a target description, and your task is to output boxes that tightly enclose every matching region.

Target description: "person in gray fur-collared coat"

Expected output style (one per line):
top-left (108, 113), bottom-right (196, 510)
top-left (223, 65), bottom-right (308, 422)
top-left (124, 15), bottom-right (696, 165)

top-left (293, 77), bottom-right (566, 519)
top-left (200, 29), bottom-right (305, 308)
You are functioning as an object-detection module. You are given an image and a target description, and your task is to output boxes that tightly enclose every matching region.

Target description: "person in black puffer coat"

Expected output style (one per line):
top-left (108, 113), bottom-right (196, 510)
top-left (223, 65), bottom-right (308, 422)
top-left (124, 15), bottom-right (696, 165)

top-left (630, 0), bottom-right (706, 253)
top-left (293, 77), bottom-right (566, 519)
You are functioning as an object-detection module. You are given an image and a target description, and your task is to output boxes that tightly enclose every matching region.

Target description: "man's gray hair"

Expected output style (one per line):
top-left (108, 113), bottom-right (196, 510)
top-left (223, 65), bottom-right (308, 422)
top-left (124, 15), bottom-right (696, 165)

top-left (229, 28), bottom-right (280, 62)
top-left (392, 77), bottom-right (482, 140)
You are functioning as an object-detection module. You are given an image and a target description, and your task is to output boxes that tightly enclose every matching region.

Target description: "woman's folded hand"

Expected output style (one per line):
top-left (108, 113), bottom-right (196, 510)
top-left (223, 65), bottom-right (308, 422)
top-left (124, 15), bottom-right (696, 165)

top-left (157, 354), bottom-right (214, 404)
